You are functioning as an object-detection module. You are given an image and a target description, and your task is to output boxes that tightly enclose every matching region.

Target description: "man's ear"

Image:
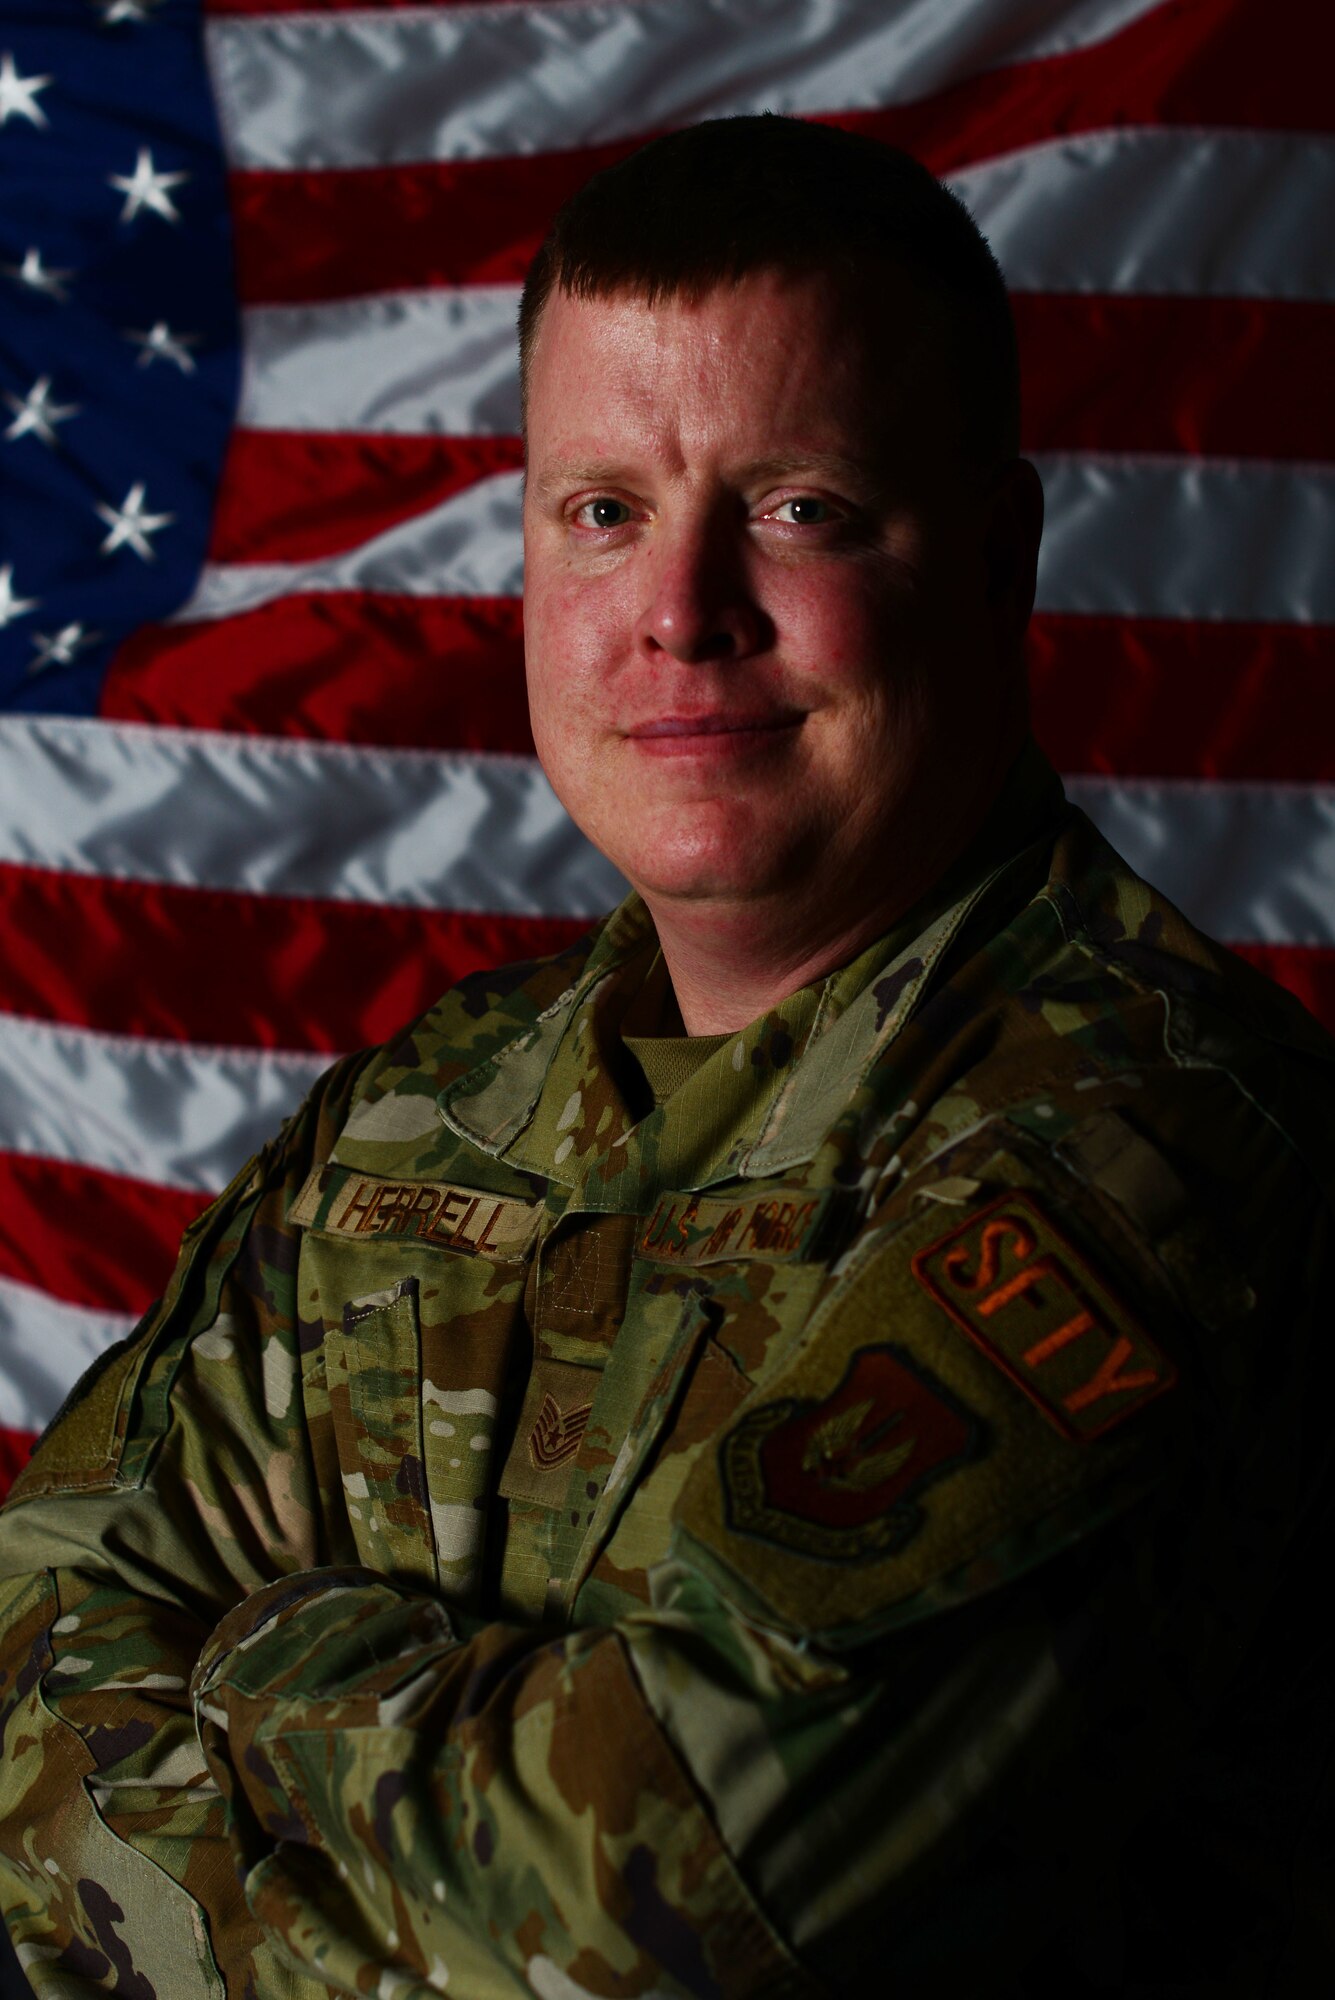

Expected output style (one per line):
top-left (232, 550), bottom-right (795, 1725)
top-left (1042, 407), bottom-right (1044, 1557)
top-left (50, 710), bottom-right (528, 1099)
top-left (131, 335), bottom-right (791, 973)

top-left (983, 457), bottom-right (1045, 642)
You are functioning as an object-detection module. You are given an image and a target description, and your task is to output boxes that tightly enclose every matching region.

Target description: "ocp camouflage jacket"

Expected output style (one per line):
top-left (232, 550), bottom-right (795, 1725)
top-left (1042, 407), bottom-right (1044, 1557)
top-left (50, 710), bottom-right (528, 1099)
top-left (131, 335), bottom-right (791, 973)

top-left (2, 753), bottom-right (1334, 1996)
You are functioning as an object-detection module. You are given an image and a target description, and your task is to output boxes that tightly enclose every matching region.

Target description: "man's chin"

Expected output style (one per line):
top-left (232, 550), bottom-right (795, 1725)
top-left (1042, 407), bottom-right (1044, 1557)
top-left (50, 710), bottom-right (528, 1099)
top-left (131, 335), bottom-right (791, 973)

top-left (621, 843), bottom-right (790, 912)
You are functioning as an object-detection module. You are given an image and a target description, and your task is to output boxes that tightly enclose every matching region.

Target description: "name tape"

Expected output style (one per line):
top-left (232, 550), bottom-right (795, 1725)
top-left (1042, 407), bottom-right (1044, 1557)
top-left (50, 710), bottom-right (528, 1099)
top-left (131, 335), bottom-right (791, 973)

top-left (290, 1166), bottom-right (538, 1262)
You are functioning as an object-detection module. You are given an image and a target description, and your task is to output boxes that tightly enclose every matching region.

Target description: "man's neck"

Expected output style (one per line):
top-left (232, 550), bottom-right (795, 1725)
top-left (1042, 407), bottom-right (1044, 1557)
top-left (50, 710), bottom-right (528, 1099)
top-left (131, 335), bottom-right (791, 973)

top-left (645, 902), bottom-right (909, 1036)
top-left (641, 734), bottom-right (1049, 1036)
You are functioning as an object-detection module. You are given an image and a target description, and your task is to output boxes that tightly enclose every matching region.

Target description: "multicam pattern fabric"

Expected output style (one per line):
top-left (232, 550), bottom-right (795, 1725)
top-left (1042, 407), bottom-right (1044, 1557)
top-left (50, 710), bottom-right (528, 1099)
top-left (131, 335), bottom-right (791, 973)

top-left (2, 747), bottom-right (1334, 1995)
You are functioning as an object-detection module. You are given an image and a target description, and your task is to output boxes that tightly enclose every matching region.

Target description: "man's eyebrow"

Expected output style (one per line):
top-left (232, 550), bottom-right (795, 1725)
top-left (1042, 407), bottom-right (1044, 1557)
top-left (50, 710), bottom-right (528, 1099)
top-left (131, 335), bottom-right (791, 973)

top-left (526, 462), bottom-right (639, 502)
top-left (737, 452), bottom-right (880, 491)
top-left (528, 452), bottom-right (883, 501)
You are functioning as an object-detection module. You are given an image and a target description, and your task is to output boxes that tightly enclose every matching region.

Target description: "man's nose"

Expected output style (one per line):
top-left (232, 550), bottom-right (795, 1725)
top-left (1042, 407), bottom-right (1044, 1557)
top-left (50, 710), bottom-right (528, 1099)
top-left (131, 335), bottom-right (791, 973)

top-left (633, 515), bottom-right (767, 665)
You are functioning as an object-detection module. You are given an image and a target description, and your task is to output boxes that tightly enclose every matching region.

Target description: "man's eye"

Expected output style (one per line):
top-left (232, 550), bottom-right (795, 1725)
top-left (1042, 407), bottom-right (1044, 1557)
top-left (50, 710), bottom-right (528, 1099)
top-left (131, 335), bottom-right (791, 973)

top-left (576, 497), bottom-right (633, 529)
top-left (771, 496), bottom-right (833, 525)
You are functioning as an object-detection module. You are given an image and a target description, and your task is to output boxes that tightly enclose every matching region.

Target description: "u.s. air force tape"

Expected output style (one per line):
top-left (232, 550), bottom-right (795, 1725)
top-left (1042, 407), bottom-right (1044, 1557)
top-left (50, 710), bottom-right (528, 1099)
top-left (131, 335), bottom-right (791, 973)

top-left (638, 1186), bottom-right (832, 1265)
top-left (289, 1166), bottom-right (539, 1261)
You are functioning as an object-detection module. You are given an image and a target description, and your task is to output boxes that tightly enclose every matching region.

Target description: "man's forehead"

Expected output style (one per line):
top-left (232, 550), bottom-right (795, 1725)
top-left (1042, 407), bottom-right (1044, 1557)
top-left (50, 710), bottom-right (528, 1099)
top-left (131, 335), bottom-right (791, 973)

top-left (524, 274), bottom-right (948, 478)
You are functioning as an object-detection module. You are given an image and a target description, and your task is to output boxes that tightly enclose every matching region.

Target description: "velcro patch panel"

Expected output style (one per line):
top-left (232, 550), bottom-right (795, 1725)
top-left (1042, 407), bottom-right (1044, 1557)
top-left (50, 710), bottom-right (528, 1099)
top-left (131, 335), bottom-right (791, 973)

top-left (911, 1190), bottom-right (1176, 1441)
top-left (674, 1162), bottom-right (1179, 1641)
top-left (290, 1165), bottom-right (539, 1262)
top-left (638, 1186), bottom-right (832, 1266)
top-left (499, 1356), bottom-right (601, 1508)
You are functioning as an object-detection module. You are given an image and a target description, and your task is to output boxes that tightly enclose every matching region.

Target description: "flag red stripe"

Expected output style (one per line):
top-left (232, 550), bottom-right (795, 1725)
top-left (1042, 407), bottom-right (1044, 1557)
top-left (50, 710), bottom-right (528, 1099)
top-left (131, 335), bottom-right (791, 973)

top-left (207, 432), bottom-right (525, 565)
top-left (228, 0), bottom-right (1323, 305)
top-left (1228, 944), bottom-right (1335, 1036)
top-left (1028, 615), bottom-right (1335, 784)
top-left (209, 0), bottom-right (529, 11)
top-left (0, 1428), bottom-right (36, 1495)
top-left (101, 594), bottom-right (532, 752)
top-left (210, 434), bottom-right (526, 567)
top-left (103, 599), bottom-right (1331, 783)
top-left (0, 864), bottom-right (589, 1051)
top-left (0, 1153), bottom-right (204, 1315)
top-left (1016, 296), bottom-right (1334, 462)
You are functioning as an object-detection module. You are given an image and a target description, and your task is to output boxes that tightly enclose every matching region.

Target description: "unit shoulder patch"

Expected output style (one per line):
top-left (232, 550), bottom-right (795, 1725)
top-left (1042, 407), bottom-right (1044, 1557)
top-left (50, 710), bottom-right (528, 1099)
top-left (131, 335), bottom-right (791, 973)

top-left (674, 1169), bottom-right (1179, 1643)
top-left (911, 1189), bottom-right (1176, 1440)
top-left (721, 1344), bottom-right (985, 1563)
top-left (290, 1165), bottom-right (539, 1262)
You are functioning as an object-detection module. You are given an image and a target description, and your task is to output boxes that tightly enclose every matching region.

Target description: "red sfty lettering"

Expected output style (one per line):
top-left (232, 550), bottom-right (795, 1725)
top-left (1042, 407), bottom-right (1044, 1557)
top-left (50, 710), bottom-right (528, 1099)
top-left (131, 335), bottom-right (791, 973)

top-left (943, 1214), bottom-right (1038, 1294)
top-left (1023, 1310), bottom-right (1096, 1368)
top-left (1064, 1335), bottom-right (1160, 1414)
top-left (977, 1252), bottom-right (1063, 1318)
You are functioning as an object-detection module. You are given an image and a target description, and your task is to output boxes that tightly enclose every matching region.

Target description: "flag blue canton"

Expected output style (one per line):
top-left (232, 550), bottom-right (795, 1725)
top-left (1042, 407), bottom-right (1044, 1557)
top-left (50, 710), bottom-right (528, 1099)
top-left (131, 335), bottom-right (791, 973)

top-left (0, 0), bottom-right (238, 715)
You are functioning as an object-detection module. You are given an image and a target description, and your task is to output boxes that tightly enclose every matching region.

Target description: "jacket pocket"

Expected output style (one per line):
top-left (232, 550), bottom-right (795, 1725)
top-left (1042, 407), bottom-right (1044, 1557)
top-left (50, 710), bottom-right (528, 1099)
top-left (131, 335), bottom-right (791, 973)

top-left (325, 1277), bottom-right (436, 1588)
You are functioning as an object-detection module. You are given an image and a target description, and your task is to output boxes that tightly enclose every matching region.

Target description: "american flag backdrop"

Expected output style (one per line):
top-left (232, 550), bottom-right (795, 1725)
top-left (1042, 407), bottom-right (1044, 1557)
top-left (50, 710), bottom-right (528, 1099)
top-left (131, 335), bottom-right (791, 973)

top-left (0, 0), bottom-right (1330, 1496)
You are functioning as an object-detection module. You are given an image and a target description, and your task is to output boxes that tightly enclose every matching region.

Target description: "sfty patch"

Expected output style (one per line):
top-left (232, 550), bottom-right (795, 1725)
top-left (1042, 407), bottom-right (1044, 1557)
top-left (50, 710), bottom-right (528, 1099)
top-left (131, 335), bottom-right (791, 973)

top-left (721, 1344), bottom-right (985, 1562)
top-left (912, 1191), bottom-right (1176, 1440)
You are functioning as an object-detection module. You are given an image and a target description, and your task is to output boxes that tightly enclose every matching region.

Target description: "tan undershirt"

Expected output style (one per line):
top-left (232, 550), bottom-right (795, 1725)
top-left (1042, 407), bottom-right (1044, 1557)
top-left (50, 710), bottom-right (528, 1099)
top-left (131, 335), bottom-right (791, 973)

top-left (621, 1030), bottom-right (734, 1106)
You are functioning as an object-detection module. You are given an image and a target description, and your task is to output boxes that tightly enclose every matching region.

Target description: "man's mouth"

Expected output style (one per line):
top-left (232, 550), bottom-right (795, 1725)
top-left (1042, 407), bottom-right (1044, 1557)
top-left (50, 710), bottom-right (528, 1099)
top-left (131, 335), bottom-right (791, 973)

top-left (626, 711), bottom-right (803, 742)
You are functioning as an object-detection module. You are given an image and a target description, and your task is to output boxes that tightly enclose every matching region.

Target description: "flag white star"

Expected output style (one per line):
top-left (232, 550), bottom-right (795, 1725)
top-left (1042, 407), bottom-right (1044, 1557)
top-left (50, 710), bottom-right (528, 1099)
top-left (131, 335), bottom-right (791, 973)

top-left (3, 247), bottom-right (74, 300)
top-left (0, 565), bottom-right (40, 630)
top-left (29, 622), bottom-right (99, 674)
top-left (0, 51), bottom-right (51, 128)
top-left (96, 480), bottom-right (175, 561)
top-left (109, 147), bottom-right (188, 225)
top-left (4, 375), bottom-right (80, 447)
top-left (94, 0), bottom-right (168, 21)
top-left (127, 321), bottom-right (199, 374)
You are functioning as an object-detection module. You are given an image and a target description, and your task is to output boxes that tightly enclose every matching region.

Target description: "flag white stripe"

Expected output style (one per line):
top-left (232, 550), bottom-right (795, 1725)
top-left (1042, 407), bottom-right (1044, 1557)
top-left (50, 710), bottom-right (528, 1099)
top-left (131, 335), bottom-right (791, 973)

top-left (0, 716), bottom-right (628, 916)
top-left (235, 128), bottom-right (1335, 441)
top-left (0, 714), bottom-right (1331, 944)
top-left (1068, 777), bottom-right (1335, 951)
top-left (238, 288), bottom-right (524, 436)
top-left (207, 0), bottom-right (1164, 173)
top-left (177, 457), bottom-right (1335, 627)
top-left (0, 778), bottom-right (1330, 1221)
top-left (0, 1274), bottom-right (138, 1436)
top-left (0, 1016), bottom-right (326, 1194)
top-left (176, 470), bottom-right (525, 616)
top-left (1032, 455), bottom-right (1335, 623)
top-left (956, 130), bottom-right (1335, 302)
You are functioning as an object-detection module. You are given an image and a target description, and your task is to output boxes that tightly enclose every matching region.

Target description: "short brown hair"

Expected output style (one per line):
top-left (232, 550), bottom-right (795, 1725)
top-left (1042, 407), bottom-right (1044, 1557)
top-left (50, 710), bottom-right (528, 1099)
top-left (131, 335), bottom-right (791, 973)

top-left (518, 115), bottom-right (1020, 464)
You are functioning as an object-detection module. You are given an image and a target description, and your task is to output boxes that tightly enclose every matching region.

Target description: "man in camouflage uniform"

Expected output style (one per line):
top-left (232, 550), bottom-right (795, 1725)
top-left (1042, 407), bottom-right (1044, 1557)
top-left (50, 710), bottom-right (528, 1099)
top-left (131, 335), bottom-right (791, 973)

top-left (1, 118), bottom-right (1332, 1997)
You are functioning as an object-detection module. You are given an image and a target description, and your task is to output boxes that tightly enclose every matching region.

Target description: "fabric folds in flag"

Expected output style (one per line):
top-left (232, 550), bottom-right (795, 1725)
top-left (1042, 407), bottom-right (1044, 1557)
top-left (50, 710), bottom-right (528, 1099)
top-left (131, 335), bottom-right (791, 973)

top-left (0, 0), bottom-right (1330, 1488)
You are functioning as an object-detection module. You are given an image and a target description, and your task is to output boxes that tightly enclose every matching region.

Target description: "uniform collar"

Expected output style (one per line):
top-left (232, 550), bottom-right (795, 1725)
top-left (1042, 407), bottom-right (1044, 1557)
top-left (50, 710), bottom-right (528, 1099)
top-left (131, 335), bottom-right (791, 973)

top-left (437, 742), bottom-right (1067, 1199)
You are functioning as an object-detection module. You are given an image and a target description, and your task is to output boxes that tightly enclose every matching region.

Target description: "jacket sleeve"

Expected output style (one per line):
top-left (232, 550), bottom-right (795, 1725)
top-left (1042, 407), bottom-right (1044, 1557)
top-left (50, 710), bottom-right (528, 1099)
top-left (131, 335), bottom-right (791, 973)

top-left (185, 1080), bottom-right (1333, 1998)
top-left (6, 1066), bottom-right (1329, 1996)
top-left (0, 1054), bottom-right (372, 1999)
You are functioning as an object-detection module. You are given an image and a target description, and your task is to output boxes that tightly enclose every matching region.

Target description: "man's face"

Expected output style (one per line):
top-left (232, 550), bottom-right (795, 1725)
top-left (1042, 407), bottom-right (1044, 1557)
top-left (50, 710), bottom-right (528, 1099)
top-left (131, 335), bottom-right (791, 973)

top-left (523, 270), bottom-right (1037, 950)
